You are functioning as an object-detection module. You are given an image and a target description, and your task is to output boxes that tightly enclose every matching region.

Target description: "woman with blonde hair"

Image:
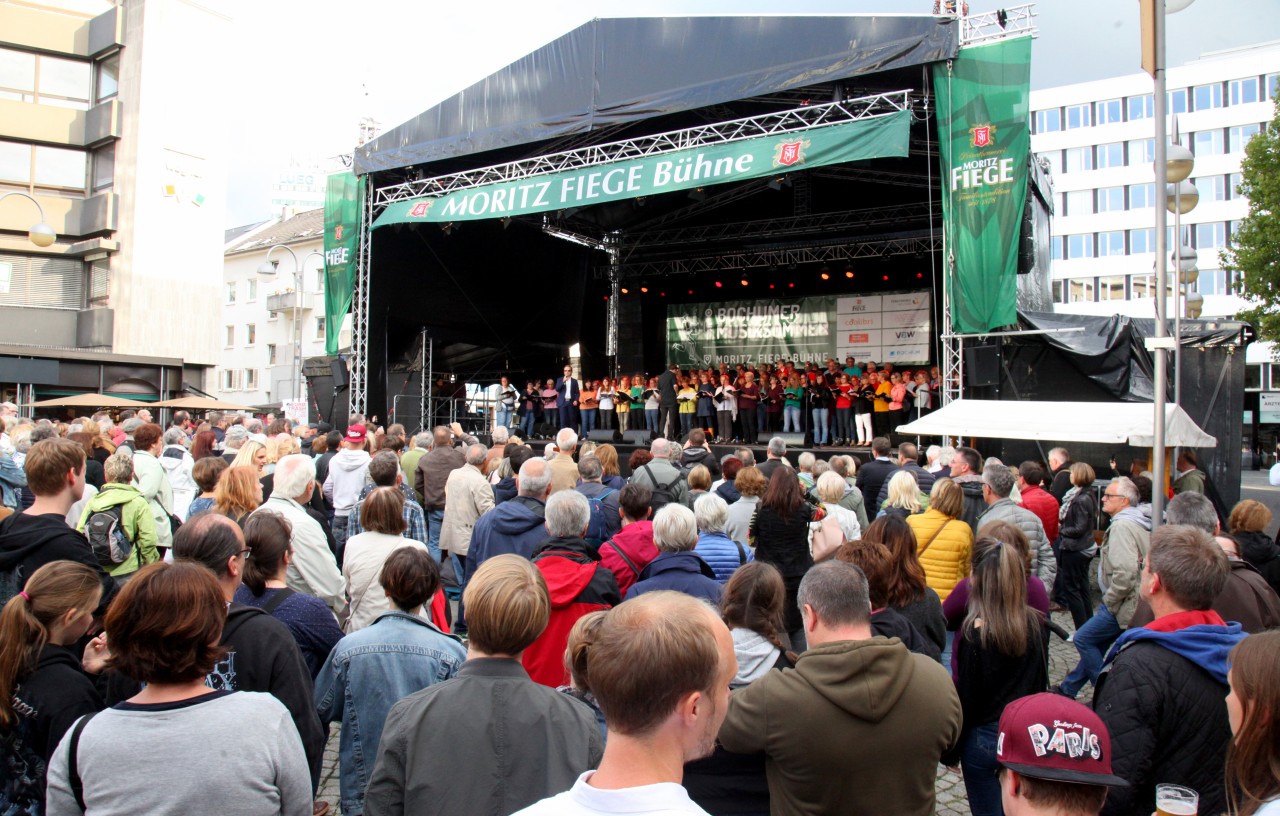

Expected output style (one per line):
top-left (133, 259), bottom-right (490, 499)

top-left (214, 465), bottom-right (263, 525)
top-left (614, 375), bottom-right (632, 433)
top-left (81, 418), bottom-right (114, 465)
top-left (906, 477), bottom-right (973, 601)
top-left (877, 469), bottom-right (924, 521)
top-left (232, 440), bottom-right (269, 476)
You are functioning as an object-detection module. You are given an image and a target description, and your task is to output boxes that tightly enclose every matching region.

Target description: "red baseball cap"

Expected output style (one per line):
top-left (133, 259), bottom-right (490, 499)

top-left (345, 424), bottom-right (367, 443)
top-left (997, 693), bottom-right (1128, 787)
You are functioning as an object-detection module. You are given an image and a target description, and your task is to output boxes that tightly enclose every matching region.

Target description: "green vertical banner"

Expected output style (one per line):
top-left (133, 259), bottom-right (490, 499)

top-left (323, 172), bottom-right (365, 355)
top-left (933, 36), bottom-right (1031, 333)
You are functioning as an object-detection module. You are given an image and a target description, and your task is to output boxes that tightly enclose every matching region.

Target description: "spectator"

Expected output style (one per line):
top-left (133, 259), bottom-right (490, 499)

top-left (950, 536), bottom-right (1050, 815)
top-left (315, 548), bottom-right (464, 816)
top-left (575, 455), bottom-right (621, 544)
top-left (978, 462), bottom-right (1056, 589)
top-left (232, 439), bottom-right (269, 476)
top-left (1056, 462), bottom-right (1100, 631)
top-left (548, 428), bottom-right (579, 494)
top-left (0, 561), bottom-right (103, 812)
top-left (514, 591), bottom-right (736, 816)
top-left (253, 455), bottom-right (344, 618)
top-left (1046, 447), bottom-right (1074, 503)
top-left (693, 493), bottom-right (752, 582)
top-left (949, 446), bottom-right (988, 531)
top-left (187, 456), bottom-right (227, 518)
top-left (713, 455), bottom-right (742, 504)
top-left (680, 428), bottom-right (720, 479)
top-left (629, 438), bottom-right (691, 511)
top-left (1172, 449), bottom-right (1206, 495)
top-left (130, 423), bottom-right (175, 553)
top-left (1230, 498), bottom-right (1280, 595)
top-left (836, 539), bottom-right (941, 660)
top-left (75, 451), bottom-right (159, 584)
top-left (1093, 524), bottom-right (1244, 816)
top-left (598, 484), bottom-right (658, 595)
top-left (346, 451), bottom-right (429, 556)
top-left (440, 442), bottom-right (494, 592)
top-left (236, 513), bottom-right (343, 678)
top-left (1222, 630), bottom-right (1280, 816)
top-left (364, 555), bottom-right (603, 816)
top-left (995, 693), bottom-right (1129, 816)
top-left (67, 433), bottom-right (105, 490)
top-left (717, 560), bottom-right (962, 815)
top-left (214, 465), bottom-right (263, 526)
top-left (323, 425), bottom-right (373, 560)
top-left (855, 437), bottom-right (897, 509)
top-left (861, 515), bottom-right (947, 656)
top-left (873, 442), bottom-right (937, 508)
top-left (878, 469), bottom-right (925, 521)
top-left (469, 456), bottom-right (552, 569)
top-left (723, 465), bottom-right (766, 549)
top-left (907, 477), bottom-right (974, 601)
top-left (686, 464), bottom-right (712, 503)
top-left (523, 491), bottom-right (621, 687)
top-left (171, 514), bottom-right (326, 793)
top-left (750, 468), bottom-right (820, 647)
top-left (594, 443), bottom-right (626, 490)
top-left (343, 488), bottom-right (432, 632)
top-left (626, 503), bottom-right (722, 604)
top-left (45, 561), bottom-right (312, 816)
top-left (1016, 461), bottom-right (1060, 544)
top-left (556, 611), bottom-right (608, 743)
top-left (158, 426), bottom-right (197, 520)
top-left (190, 430), bottom-right (218, 461)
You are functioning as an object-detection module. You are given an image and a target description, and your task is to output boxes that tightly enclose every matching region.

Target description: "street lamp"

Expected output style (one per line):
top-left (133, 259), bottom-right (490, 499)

top-left (1164, 131), bottom-right (1199, 410)
top-left (0, 191), bottom-right (57, 247)
top-left (257, 245), bottom-right (324, 404)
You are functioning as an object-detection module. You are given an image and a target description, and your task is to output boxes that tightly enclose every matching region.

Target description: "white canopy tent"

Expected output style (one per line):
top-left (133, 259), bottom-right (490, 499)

top-left (896, 399), bottom-right (1217, 447)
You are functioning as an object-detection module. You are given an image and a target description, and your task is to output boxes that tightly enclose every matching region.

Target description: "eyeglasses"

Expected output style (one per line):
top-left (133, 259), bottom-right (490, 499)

top-left (235, 547), bottom-right (253, 559)
top-left (1102, 492), bottom-right (1123, 500)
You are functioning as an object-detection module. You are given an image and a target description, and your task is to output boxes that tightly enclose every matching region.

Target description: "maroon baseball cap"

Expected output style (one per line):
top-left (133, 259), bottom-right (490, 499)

top-left (997, 693), bottom-right (1128, 787)
top-left (345, 424), bottom-right (367, 443)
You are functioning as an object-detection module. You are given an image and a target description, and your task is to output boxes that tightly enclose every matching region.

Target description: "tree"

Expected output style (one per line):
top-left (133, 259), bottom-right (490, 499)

top-left (1221, 91), bottom-right (1280, 353)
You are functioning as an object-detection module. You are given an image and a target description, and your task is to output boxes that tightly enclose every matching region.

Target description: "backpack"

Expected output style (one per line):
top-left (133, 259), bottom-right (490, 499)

top-left (85, 505), bottom-right (134, 568)
top-left (641, 464), bottom-right (684, 513)
top-left (583, 487), bottom-right (617, 548)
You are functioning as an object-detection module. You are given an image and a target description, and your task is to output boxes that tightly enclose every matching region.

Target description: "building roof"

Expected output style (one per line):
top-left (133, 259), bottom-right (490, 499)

top-left (224, 220), bottom-right (271, 246)
top-left (225, 208), bottom-right (324, 256)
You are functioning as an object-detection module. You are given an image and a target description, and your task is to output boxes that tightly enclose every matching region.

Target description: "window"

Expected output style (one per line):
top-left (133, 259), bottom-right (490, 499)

top-left (92, 143), bottom-right (114, 191)
top-left (1131, 274), bottom-right (1156, 299)
top-left (1129, 183), bottom-right (1154, 210)
top-left (94, 53), bottom-right (119, 103)
top-left (1195, 222), bottom-right (1226, 250)
top-left (225, 325), bottom-right (234, 347)
top-left (1229, 173), bottom-right (1244, 198)
top-left (1269, 74), bottom-right (1279, 100)
top-left (1051, 236), bottom-right (1064, 259)
top-left (267, 344), bottom-right (277, 365)
top-left (226, 282), bottom-right (236, 304)
top-left (1229, 124), bottom-right (1261, 153)
top-left (1065, 146), bottom-right (1093, 172)
top-left (1169, 88), bottom-right (1188, 114)
top-left (1066, 190), bottom-right (1093, 216)
top-left (1097, 186), bottom-right (1125, 213)
top-left (1194, 175), bottom-right (1226, 202)
top-left (1099, 275), bottom-right (1127, 300)
top-left (314, 317), bottom-right (325, 341)
top-left (1128, 94), bottom-right (1154, 121)
top-left (1128, 138), bottom-right (1154, 166)
top-left (1192, 129), bottom-right (1224, 156)
top-left (1130, 228), bottom-right (1155, 254)
top-left (1035, 109), bottom-right (1062, 134)
top-left (37, 56), bottom-right (90, 109)
top-left (1097, 231), bottom-right (1126, 257)
top-left (220, 370), bottom-right (241, 391)
top-left (1068, 278), bottom-right (1096, 303)
top-left (1193, 83), bottom-right (1223, 111)
top-left (315, 269), bottom-right (325, 293)
top-left (0, 48), bottom-right (36, 102)
top-left (1066, 103), bottom-right (1091, 129)
top-left (0, 141), bottom-right (30, 184)
top-left (1229, 77), bottom-right (1259, 106)
top-left (246, 279), bottom-right (257, 301)
top-left (245, 323), bottom-right (256, 346)
top-left (1096, 98), bottom-right (1122, 124)
top-left (245, 369), bottom-right (258, 390)
top-left (1067, 234), bottom-right (1094, 259)
top-left (1052, 280), bottom-right (1065, 303)
top-left (1196, 268), bottom-right (1226, 295)
top-left (1097, 142), bottom-right (1124, 168)
top-left (33, 146), bottom-right (86, 189)
top-left (267, 310), bottom-right (278, 321)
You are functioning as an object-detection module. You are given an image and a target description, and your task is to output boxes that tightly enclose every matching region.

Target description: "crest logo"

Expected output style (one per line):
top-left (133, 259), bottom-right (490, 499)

top-left (971, 125), bottom-right (995, 148)
top-left (774, 138), bottom-right (811, 168)
top-left (333, 225), bottom-right (343, 241)
top-left (408, 200), bottom-right (434, 218)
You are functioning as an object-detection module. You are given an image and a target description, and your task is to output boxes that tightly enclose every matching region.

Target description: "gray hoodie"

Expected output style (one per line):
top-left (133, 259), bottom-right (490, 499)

top-left (732, 627), bottom-right (781, 688)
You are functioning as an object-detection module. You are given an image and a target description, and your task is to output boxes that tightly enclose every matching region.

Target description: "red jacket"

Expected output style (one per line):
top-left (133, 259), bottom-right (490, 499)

top-left (1019, 484), bottom-right (1060, 543)
top-left (522, 538), bottom-right (622, 687)
top-left (598, 520), bottom-right (658, 595)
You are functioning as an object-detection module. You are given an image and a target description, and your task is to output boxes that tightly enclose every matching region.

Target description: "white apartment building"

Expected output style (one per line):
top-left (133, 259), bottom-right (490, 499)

top-left (219, 209), bottom-right (330, 410)
top-left (1030, 40), bottom-right (1279, 389)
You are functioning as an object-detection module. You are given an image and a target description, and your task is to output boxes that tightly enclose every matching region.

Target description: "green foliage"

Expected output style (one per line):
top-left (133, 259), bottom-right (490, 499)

top-left (1221, 92), bottom-right (1280, 354)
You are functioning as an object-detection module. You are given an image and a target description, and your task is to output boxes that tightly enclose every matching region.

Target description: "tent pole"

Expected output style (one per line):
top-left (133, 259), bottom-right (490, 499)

top-left (1150, 0), bottom-right (1169, 530)
top-left (605, 232), bottom-right (621, 380)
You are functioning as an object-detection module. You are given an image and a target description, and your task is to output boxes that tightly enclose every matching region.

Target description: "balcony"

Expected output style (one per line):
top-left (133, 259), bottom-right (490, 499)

top-left (266, 290), bottom-right (321, 313)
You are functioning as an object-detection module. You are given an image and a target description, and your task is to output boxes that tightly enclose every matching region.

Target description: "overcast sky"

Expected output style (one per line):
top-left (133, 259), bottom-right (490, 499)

top-left (223, 0), bottom-right (1280, 227)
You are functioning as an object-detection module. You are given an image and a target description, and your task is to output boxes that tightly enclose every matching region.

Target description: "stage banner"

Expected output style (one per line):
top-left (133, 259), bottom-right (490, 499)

top-left (933, 35), bottom-right (1031, 333)
top-left (667, 291), bottom-right (931, 368)
top-left (323, 172), bottom-right (364, 355)
top-left (373, 110), bottom-right (911, 227)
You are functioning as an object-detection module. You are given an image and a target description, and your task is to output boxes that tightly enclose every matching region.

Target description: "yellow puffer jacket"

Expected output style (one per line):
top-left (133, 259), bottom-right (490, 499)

top-left (906, 508), bottom-right (973, 600)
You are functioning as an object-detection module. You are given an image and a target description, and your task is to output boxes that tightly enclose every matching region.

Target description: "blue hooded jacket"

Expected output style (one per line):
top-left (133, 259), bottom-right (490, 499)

top-left (468, 496), bottom-right (547, 567)
top-left (1104, 620), bottom-right (1246, 684)
top-left (626, 551), bottom-right (722, 604)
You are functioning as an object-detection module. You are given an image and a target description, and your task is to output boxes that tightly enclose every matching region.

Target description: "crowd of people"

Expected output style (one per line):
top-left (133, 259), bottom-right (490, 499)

top-left (497, 357), bottom-right (939, 446)
top-left (0, 399), bottom-right (1278, 816)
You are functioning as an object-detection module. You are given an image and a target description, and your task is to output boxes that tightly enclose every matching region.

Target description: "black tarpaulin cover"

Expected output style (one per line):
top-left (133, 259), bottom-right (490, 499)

top-left (355, 15), bottom-right (957, 174)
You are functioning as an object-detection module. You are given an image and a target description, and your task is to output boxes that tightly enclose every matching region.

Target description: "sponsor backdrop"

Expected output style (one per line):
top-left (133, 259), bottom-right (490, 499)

top-left (666, 290), bottom-right (931, 368)
top-left (933, 35), bottom-right (1032, 333)
top-left (323, 172), bottom-right (365, 355)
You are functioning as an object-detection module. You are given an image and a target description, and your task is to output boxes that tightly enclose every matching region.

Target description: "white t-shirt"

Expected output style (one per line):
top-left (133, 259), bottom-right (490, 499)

top-left (1256, 798), bottom-right (1280, 816)
top-left (1270, 460), bottom-right (1280, 486)
top-left (512, 771), bottom-right (711, 816)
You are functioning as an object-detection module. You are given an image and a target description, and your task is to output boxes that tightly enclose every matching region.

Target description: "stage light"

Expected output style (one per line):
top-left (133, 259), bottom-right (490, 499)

top-left (788, 282), bottom-right (795, 288)
top-left (603, 295), bottom-right (609, 301)
top-left (844, 270), bottom-right (854, 279)
top-left (640, 286), bottom-right (649, 294)
top-left (715, 281), bottom-right (723, 288)
top-left (882, 275), bottom-right (889, 281)
top-left (688, 289), bottom-right (693, 295)
top-left (917, 273), bottom-right (924, 278)
top-left (689, 188), bottom-right (707, 202)
top-left (620, 287), bottom-right (630, 294)
top-left (819, 264), bottom-right (831, 281)
top-left (769, 284), bottom-right (775, 290)
top-left (660, 292), bottom-right (666, 297)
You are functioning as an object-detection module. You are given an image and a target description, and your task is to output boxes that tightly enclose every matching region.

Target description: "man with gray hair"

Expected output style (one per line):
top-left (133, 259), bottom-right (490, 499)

top-left (756, 436), bottom-right (790, 482)
top-left (1047, 446), bottom-right (1074, 502)
top-left (734, 446), bottom-right (755, 467)
top-left (470, 457), bottom-right (553, 570)
top-left (1056, 476), bottom-right (1151, 699)
top-left (718, 560), bottom-right (961, 816)
top-left (575, 455), bottom-right (620, 543)
top-left (348, 450), bottom-right (430, 557)
top-left (625, 503), bottom-right (721, 603)
top-left (440, 443), bottom-right (494, 590)
top-left (629, 437), bottom-right (691, 511)
top-left (252, 453), bottom-right (346, 618)
top-left (548, 427), bottom-right (579, 495)
top-left (401, 430), bottom-right (434, 504)
top-left (158, 425), bottom-right (197, 518)
top-left (222, 425), bottom-right (248, 464)
top-left (522, 490), bottom-right (622, 686)
top-left (977, 463), bottom-right (1055, 588)
top-left (486, 426), bottom-right (510, 474)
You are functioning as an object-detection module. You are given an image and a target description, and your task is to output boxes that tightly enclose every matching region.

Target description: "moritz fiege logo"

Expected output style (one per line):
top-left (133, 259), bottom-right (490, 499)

top-left (773, 138), bottom-right (810, 168)
top-left (333, 225), bottom-right (343, 241)
top-left (970, 124), bottom-right (995, 148)
top-left (408, 200), bottom-right (435, 218)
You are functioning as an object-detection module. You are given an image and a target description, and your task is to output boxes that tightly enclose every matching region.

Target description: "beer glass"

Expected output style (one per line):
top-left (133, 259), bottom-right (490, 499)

top-left (1155, 784), bottom-right (1198, 816)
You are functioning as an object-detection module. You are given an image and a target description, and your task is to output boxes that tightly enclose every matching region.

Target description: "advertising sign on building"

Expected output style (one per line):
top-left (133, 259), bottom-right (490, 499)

top-left (1260, 392), bottom-right (1280, 424)
top-left (281, 400), bottom-right (308, 425)
top-left (666, 290), bottom-right (931, 368)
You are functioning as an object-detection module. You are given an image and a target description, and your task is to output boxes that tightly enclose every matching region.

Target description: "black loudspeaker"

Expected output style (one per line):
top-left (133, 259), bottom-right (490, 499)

top-left (964, 345), bottom-right (1001, 387)
top-left (623, 429), bottom-right (653, 446)
top-left (588, 430), bottom-right (620, 443)
top-left (758, 431), bottom-right (806, 447)
top-left (330, 358), bottom-right (349, 389)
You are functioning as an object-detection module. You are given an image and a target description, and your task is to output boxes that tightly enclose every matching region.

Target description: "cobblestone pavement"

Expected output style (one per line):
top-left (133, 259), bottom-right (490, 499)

top-left (315, 610), bottom-right (1091, 815)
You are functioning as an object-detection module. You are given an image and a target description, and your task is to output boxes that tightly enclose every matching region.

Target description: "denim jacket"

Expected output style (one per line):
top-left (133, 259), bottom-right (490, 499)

top-left (314, 611), bottom-right (466, 815)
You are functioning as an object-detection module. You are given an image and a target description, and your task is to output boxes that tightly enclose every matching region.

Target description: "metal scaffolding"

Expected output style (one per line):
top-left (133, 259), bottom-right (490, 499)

top-left (349, 177), bottom-right (374, 418)
top-left (960, 4), bottom-right (1037, 46)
